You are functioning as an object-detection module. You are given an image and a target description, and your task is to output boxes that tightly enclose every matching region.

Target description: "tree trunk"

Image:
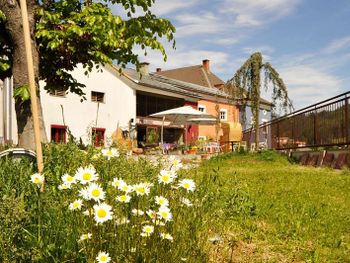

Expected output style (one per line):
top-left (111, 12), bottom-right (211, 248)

top-left (1, 0), bottom-right (47, 149)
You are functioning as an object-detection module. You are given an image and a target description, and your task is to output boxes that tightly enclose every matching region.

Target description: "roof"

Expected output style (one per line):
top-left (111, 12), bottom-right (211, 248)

top-left (157, 64), bottom-right (272, 107)
top-left (156, 65), bottom-right (224, 88)
top-left (106, 64), bottom-right (231, 103)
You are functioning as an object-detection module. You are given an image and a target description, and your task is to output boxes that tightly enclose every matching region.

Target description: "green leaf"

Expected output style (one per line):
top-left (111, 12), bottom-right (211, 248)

top-left (14, 85), bottom-right (31, 101)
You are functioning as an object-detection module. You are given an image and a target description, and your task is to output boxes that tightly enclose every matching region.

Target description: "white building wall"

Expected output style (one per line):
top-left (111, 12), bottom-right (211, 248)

top-left (40, 65), bottom-right (136, 146)
top-left (0, 77), bottom-right (17, 144)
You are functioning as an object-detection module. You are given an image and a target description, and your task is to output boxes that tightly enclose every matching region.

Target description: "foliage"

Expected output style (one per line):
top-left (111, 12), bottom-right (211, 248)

top-left (1, 147), bottom-right (349, 262)
top-left (225, 52), bottom-right (292, 146)
top-left (0, 143), bottom-right (208, 262)
top-left (0, 0), bottom-right (175, 97)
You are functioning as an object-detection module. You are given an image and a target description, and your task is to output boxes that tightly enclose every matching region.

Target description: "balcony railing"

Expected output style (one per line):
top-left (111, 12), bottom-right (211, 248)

top-left (243, 91), bottom-right (350, 149)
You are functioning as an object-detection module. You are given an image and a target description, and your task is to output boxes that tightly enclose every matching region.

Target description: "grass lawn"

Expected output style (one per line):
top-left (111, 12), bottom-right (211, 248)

top-left (194, 151), bottom-right (350, 262)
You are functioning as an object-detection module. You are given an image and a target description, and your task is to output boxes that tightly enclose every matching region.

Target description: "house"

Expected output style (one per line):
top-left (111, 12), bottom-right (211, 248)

top-left (156, 59), bottom-right (274, 148)
top-left (155, 59), bottom-right (241, 143)
top-left (0, 62), bottom-right (232, 149)
top-left (119, 62), bottom-right (232, 147)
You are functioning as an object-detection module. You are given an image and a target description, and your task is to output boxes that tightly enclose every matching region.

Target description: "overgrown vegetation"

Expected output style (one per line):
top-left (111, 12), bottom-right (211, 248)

top-left (1, 147), bottom-right (349, 262)
top-left (195, 150), bottom-right (350, 262)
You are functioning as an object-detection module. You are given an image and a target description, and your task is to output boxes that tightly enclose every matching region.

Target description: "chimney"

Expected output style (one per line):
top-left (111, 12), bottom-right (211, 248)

top-left (139, 62), bottom-right (149, 75)
top-left (156, 67), bottom-right (162, 73)
top-left (202, 59), bottom-right (210, 71)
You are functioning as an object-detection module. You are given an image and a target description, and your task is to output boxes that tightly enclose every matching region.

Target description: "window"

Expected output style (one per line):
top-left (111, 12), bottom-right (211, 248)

top-left (262, 118), bottom-right (268, 134)
top-left (51, 125), bottom-right (66, 143)
top-left (220, 109), bottom-right (227, 121)
top-left (49, 87), bottom-right (66, 97)
top-left (92, 128), bottom-right (105, 146)
top-left (198, 104), bottom-right (206, 113)
top-left (91, 91), bottom-right (105, 103)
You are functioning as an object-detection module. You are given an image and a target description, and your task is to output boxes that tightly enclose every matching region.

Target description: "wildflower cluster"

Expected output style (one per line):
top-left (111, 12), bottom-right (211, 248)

top-left (30, 149), bottom-right (196, 261)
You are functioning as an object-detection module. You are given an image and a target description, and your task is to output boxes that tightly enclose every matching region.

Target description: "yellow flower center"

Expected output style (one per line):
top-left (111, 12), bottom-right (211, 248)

top-left (137, 187), bottom-right (145, 193)
top-left (121, 195), bottom-right (127, 201)
top-left (97, 209), bottom-right (107, 218)
top-left (184, 182), bottom-right (190, 189)
top-left (73, 202), bottom-right (80, 209)
top-left (82, 173), bottom-right (92, 181)
top-left (34, 178), bottom-right (41, 184)
top-left (161, 212), bottom-right (168, 218)
top-left (67, 176), bottom-right (74, 182)
top-left (100, 255), bottom-right (108, 261)
top-left (145, 227), bottom-right (152, 233)
top-left (107, 151), bottom-right (112, 155)
top-left (162, 175), bottom-right (169, 182)
top-left (92, 189), bottom-right (100, 197)
top-left (159, 200), bottom-right (164, 205)
top-left (122, 185), bottom-right (129, 191)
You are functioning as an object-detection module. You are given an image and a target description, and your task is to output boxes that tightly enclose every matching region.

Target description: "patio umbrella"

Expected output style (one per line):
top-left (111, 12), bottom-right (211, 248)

top-left (150, 106), bottom-right (215, 123)
top-left (185, 117), bottom-right (218, 125)
top-left (149, 106), bottom-right (216, 151)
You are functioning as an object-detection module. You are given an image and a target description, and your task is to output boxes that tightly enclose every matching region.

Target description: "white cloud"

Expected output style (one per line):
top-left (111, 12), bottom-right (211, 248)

top-left (207, 37), bottom-right (240, 46)
top-left (278, 65), bottom-right (342, 109)
top-left (174, 12), bottom-right (226, 37)
top-left (221, 0), bottom-right (301, 27)
top-left (322, 36), bottom-right (350, 54)
top-left (151, 0), bottom-right (199, 16)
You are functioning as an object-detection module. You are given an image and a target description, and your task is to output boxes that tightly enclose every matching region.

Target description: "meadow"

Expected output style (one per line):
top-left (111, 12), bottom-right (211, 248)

top-left (0, 144), bottom-right (349, 262)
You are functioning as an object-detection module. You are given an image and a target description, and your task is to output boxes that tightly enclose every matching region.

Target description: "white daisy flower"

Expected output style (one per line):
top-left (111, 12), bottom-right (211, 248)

top-left (69, 199), bottom-right (83, 211)
top-left (115, 217), bottom-right (130, 225)
top-left (79, 187), bottom-right (90, 200)
top-left (155, 196), bottom-right (169, 207)
top-left (78, 233), bottom-right (92, 242)
top-left (141, 225), bottom-right (154, 237)
top-left (82, 209), bottom-right (92, 216)
top-left (111, 178), bottom-right (125, 188)
top-left (61, 173), bottom-right (76, 185)
top-left (160, 232), bottom-right (174, 241)
top-left (87, 183), bottom-right (105, 202)
top-left (178, 179), bottom-right (196, 192)
top-left (58, 183), bottom-right (71, 190)
top-left (131, 209), bottom-right (144, 216)
top-left (30, 173), bottom-right (44, 186)
top-left (116, 194), bottom-right (131, 203)
top-left (118, 182), bottom-right (134, 193)
top-left (96, 251), bottom-right (111, 263)
top-left (101, 148), bottom-right (119, 160)
top-left (157, 206), bottom-right (172, 222)
top-left (169, 156), bottom-right (183, 170)
top-left (181, 197), bottom-right (193, 207)
top-left (93, 203), bottom-right (113, 224)
top-left (158, 170), bottom-right (176, 184)
top-left (134, 183), bottom-right (151, 196)
top-left (75, 166), bottom-right (98, 185)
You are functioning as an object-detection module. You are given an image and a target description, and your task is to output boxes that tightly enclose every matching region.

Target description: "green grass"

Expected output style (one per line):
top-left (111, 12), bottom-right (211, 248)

top-left (193, 151), bottom-right (350, 262)
top-left (1, 146), bottom-right (349, 262)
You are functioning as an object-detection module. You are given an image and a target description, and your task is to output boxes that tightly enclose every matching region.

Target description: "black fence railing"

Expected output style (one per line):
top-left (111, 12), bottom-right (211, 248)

top-left (243, 91), bottom-right (350, 150)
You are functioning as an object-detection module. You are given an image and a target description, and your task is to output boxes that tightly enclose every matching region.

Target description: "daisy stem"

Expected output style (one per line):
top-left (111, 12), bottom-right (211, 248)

top-left (37, 188), bottom-right (42, 245)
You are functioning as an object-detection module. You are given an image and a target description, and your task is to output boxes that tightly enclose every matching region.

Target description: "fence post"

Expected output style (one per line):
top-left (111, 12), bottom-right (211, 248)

top-left (313, 107), bottom-right (317, 146)
top-left (345, 97), bottom-right (349, 144)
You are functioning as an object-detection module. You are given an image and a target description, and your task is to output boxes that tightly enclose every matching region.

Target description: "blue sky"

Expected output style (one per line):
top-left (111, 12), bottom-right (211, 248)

top-left (125, 0), bottom-right (350, 110)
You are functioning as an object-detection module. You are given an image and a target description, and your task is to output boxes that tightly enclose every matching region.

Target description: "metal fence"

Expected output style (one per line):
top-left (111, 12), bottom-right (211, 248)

top-left (243, 91), bottom-right (350, 150)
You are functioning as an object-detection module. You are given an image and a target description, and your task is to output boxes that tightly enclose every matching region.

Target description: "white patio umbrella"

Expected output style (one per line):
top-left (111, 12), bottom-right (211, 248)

top-left (185, 117), bottom-right (218, 125)
top-left (149, 106), bottom-right (216, 150)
